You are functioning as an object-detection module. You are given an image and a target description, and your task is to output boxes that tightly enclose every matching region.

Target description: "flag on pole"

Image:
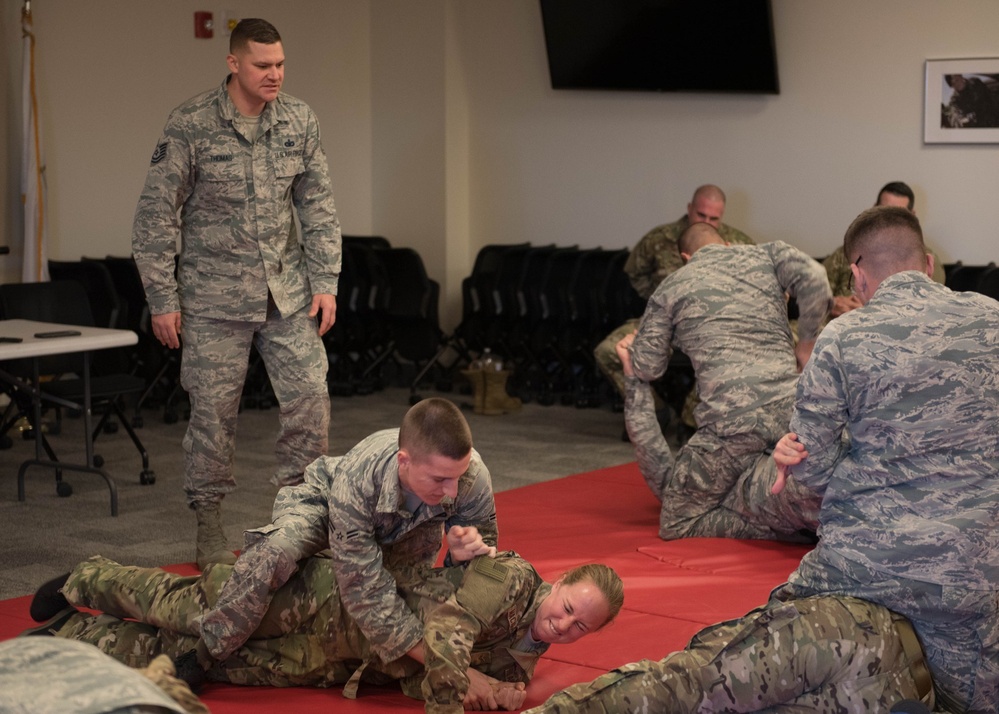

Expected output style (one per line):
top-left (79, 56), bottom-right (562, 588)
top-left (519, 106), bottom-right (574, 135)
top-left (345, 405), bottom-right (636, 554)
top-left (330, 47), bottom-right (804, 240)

top-left (21, 0), bottom-right (49, 283)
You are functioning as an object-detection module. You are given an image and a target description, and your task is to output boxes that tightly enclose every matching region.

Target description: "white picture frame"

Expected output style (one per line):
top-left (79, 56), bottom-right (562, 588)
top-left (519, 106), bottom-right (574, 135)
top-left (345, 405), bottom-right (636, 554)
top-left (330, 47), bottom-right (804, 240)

top-left (924, 58), bottom-right (999, 143)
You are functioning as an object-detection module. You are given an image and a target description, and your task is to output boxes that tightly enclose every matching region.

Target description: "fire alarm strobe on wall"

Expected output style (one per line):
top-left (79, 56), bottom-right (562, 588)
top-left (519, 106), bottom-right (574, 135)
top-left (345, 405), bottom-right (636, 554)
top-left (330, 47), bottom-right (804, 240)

top-left (194, 11), bottom-right (214, 39)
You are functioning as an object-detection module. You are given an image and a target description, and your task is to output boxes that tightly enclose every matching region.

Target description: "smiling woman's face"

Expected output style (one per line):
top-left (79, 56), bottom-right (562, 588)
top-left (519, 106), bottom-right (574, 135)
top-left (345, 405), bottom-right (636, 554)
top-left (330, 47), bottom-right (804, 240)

top-left (530, 578), bottom-right (610, 645)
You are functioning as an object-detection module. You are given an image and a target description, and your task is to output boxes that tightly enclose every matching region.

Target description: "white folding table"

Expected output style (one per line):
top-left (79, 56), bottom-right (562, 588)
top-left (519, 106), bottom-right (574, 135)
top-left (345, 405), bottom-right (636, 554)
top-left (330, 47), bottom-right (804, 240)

top-left (0, 319), bottom-right (138, 515)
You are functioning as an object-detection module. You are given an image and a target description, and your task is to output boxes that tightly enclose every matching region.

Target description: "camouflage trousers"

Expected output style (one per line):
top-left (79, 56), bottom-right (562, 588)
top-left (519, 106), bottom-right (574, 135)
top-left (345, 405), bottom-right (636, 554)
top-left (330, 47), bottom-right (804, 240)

top-left (595, 320), bottom-right (699, 425)
top-left (180, 300), bottom-right (330, 505)
top-left (523, 596), bottom-right (928, 714)
top-left (201, 460), bottom-right (338, 660)
top-left (594, 320), bottom-right (643, 399)
top-left (653, 394), bottom-right (819, 542)
top-left (55, 555), bottom-right (368, 687)
top-left (778, 549), bottom-right (999, 714)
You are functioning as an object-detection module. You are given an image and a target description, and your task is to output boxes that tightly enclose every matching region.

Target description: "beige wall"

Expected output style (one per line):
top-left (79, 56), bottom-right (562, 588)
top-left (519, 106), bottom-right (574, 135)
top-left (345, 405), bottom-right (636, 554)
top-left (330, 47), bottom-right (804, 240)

top-left (4, 0), bottom-right (998, 327)
top-left (1, 0), bottom-right (373, 284)
top-left (457, 1), bottom-right (999, 263)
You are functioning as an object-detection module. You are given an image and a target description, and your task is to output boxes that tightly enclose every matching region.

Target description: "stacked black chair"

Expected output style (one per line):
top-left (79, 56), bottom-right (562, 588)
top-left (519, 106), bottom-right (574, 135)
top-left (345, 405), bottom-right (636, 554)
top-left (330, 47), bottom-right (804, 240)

top-left (600, 248), bottom-right (646, 333)
top-left (324, 238), bottom-right (364, 395)
top-left (482, 243), bottom-right (535, 360)
top-left (47, 259), bottom-right (136, 431)
top-left (87, 255), bottom-right (188, 425)
top-left (86, 255), bottom-right (183, 427)
top-left (375, 247), bottom-right (445, 404)
top-left (942, 262), bottom-right (963, 286)
top-left (508, 243), bottom-right (560, 371)
top-left (47, 259), bottom-right (122, 330)
top-left (324, 236), bottom-right (394, 395)
top-left (449, 242), bottom-right (531, 360)
top-left (568, 247), bottom-right (632, 407)
top-left (976, 264), bottom-right (999, 302)
top-left (343, 234), bottom-right (392, 250)
top-left (519, 246), bottom-right (582, 404)
top-left (541, 248), bottom-right (624, 407)
top-left (946, 262), bottom-right (995, 292)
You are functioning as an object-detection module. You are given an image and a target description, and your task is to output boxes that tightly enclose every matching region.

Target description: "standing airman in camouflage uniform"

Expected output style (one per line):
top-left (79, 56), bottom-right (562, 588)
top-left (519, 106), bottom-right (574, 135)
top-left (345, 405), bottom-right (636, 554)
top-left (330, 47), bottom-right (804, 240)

top-left (823, 182), bottom-right (945, 318)
top-left (773, 207), bottom-right (999, 714)
top-left (41, 553), bottom-right (622, 714)
top-left (594, 185), bottom-right (754, 415)
top-left (200, 397), bottom-right (498, 678)
top-left (131, 19), bottom-right (341, 569)
top-left (622, 224), bottom-right (831, 541)
top-left (522, 595), bottom-right (932, 713)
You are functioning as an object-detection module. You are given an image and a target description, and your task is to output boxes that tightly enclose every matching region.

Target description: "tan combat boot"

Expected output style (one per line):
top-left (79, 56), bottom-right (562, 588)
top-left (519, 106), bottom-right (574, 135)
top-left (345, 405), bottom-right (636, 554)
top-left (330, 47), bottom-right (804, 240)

top-left (461, 368), bottom-right (487, 414)
top-left (193, 501), bottom-right (236, 570)
top-left (482, 369), bottom-right (522, 415)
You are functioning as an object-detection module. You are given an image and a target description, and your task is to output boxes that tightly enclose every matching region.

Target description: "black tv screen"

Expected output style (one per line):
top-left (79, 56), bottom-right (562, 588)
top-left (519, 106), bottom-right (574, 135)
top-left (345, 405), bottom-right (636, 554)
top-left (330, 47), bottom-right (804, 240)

top-left (539, 0), bottom-right (780, 94)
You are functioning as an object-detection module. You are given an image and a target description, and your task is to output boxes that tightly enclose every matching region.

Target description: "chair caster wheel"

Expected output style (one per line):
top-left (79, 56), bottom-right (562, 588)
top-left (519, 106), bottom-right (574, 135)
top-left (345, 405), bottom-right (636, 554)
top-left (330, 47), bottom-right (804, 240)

top-left (93, 455), bottom-right (105, 468)
top-left (408, 394), bottom-right (423, 406)
top-left (140, 470), bottom-right (156, 485)
top-left (56, 481), bottom-right (73, 498)
top-left (164, 410), bottom-right (179, 424)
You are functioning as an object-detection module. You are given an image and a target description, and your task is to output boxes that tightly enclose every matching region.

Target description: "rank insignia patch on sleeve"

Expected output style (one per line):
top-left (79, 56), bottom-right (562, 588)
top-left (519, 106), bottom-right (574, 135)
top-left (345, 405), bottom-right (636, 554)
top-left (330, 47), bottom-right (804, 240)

top-left (152, 142), bottom-right (166, 164)
top-left (151, 142), bottom-right (168, 165)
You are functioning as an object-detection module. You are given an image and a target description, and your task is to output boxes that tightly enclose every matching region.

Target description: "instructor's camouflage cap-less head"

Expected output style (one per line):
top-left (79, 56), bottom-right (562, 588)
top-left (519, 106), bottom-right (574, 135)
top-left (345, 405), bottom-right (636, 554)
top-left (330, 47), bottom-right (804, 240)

top-left (399, 397), bottom-right (473, 462)
top-left (229, 18), bottom-right (281, 53)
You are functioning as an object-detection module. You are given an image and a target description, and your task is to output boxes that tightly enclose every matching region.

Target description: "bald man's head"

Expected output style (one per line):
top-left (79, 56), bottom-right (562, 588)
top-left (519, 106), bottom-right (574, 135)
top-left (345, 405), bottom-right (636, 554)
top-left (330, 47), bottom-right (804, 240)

top-left (678, 222), bottom-right (726, 258)
top-left (686, 185), bottom-right (726, 228)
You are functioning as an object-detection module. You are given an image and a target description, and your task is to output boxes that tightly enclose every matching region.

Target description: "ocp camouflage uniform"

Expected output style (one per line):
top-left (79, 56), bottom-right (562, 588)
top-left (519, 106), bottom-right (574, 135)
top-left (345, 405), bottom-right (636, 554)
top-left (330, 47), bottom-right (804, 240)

top-left (522, 596), bottom-right (930, 713)
top-left (823, 244), bottom-right (945, 297)
top-left (627, 242), bottom-right (830, 541)
top-left (624, 216), bottom-right (755, 301)
top-left (132, 76), bottom-right (341, 502)
top-left (200, 428), bottom-right (498, 666)
top-left (55, 552), bottom-right (549, 713)
top-left (776, 271), bottom-right (999, 714)
top-left (595, 215), bottom-right (754, 419)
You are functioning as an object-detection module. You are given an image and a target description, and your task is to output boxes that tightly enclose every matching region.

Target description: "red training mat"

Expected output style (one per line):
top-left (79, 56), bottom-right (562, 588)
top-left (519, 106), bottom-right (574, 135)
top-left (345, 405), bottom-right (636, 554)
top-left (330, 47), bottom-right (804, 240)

top-left (0, 462), bottom-right (810, 712)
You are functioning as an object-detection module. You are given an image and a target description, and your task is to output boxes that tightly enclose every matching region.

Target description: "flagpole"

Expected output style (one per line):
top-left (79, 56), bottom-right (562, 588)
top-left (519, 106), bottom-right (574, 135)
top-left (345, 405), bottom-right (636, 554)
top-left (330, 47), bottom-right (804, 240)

top-left (22, 0), bottom-right (49, 282)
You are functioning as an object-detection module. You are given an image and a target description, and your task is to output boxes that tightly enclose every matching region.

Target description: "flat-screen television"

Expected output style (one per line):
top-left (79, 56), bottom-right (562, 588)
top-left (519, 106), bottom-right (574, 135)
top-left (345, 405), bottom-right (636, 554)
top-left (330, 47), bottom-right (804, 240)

top-left (539, 0), bottom-right (780, 94)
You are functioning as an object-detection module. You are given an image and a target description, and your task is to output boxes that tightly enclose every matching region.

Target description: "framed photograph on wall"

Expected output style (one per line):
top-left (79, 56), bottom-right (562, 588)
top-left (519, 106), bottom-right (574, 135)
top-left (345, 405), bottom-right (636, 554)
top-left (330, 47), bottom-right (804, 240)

top-left (924, 58), bottom-right (999, 143)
